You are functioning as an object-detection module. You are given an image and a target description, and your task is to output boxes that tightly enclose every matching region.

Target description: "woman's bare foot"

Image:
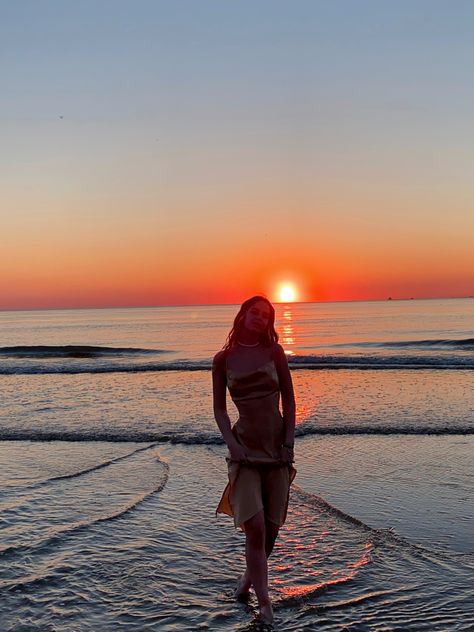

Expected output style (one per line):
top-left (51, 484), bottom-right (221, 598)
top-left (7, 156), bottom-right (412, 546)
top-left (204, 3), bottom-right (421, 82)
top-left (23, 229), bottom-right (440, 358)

top-left (259, 601), bottom-right (274, 625)
top-left (234, 571), bottom-right (252, 600)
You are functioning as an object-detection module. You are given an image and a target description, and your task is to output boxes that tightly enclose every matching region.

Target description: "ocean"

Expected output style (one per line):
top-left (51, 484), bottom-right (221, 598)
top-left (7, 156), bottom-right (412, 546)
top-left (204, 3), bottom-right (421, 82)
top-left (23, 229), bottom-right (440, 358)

top-left (1, 298), bottom-right (473, 631)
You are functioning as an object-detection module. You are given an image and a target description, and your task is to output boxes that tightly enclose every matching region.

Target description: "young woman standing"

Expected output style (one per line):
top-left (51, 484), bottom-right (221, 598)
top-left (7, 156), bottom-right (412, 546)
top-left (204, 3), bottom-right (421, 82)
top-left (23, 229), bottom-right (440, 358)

top-left (212, 295), bottom-right (296, 625)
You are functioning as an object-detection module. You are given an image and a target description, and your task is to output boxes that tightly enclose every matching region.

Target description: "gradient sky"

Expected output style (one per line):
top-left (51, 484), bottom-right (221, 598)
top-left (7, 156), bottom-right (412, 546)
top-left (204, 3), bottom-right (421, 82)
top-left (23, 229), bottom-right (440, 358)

top-left (2, 0), bottom-right (473, 309)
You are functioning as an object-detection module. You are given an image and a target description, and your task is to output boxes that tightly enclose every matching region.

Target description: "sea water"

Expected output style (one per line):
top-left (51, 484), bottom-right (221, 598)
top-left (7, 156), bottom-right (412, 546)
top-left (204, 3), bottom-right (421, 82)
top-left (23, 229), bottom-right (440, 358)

top-left (1, 299), bottom-right (473, 630)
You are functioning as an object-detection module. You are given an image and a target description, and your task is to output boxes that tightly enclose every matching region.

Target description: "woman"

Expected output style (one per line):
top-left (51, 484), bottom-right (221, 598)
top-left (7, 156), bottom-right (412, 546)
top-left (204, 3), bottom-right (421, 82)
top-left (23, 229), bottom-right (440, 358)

top-left (212, 295), bottom-right (296, 625)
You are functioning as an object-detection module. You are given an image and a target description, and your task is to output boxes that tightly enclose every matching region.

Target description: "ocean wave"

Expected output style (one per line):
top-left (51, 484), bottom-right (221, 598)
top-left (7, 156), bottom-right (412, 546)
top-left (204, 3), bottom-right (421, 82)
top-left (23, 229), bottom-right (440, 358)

top-left (22, 443), bottom-right (159, 490)
top-left (0, 423), bottom-right (472, 445)
top-left (292, 485), bottom-right (471, 565)
top-left (287, 354), bottom-right (474, 369)
top-left (1, 354), bottom-right (473, 374)
top-left (0, 461), bottom-right (169, 563)
top-left (0, 345), bottom-right (167, 359)
top-left (339, 338), bottom-right (474, 351)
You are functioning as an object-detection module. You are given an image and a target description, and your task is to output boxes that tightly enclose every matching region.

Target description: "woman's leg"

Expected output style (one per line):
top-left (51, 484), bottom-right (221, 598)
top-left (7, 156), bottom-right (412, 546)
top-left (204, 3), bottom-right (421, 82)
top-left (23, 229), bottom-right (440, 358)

top-left (265, 519), bottom-right (280, 558)
top-left (243, 510), bottom-right (273, 622)
top-left (235, 518), bottom-right (280, 599)
top-left (235, 468), bottom-right (284, 599)
top-left (234, 571), bottom-right (251, 599)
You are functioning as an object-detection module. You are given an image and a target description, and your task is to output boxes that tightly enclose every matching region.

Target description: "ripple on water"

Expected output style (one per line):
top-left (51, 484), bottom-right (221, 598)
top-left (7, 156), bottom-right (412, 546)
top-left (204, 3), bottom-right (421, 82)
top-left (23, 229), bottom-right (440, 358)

top-left (0, 442), bottom-right (473, 631)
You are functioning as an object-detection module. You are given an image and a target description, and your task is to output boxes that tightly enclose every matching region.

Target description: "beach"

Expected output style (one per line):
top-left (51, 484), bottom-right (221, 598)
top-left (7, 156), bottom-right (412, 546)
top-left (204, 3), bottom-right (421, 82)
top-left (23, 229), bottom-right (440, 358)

top-left (1, 300), bottom-right (473, 630)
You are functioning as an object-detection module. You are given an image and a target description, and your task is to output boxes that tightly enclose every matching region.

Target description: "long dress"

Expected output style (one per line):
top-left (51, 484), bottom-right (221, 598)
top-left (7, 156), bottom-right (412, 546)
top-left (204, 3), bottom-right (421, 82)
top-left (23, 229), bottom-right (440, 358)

top-left (216, 346), bottom-right (296, 529)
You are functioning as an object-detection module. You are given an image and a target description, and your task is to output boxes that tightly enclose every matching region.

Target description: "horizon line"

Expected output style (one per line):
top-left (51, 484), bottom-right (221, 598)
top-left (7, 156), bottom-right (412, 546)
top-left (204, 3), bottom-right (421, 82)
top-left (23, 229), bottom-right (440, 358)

top-left (0, 294), bottom-right (473, 313)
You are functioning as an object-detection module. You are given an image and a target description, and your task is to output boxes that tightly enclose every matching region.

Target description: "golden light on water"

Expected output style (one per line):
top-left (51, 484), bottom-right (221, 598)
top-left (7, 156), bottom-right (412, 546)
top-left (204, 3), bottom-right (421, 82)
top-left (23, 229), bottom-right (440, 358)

top-left (281, 305), bottom-right (295, 355)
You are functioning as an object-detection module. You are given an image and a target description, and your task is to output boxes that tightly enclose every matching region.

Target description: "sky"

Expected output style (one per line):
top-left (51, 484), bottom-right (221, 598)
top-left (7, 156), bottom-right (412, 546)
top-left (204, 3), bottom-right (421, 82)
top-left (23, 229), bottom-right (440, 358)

top-left (1, 0), bottom-right (473, 309)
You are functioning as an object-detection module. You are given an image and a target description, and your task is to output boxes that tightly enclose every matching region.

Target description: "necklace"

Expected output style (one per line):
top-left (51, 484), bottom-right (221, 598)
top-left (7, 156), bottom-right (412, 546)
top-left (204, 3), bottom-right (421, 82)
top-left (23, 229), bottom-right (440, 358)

top-left (237, 340), bottom-right (260, 347)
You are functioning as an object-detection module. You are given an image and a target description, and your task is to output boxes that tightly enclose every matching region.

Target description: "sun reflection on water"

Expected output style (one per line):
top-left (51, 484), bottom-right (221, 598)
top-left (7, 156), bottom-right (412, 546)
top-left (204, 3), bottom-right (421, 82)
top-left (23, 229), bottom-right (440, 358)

top-left (276, 541), bottom-right (373, 600)
top-left (279, 304), bottom-right (296, 355)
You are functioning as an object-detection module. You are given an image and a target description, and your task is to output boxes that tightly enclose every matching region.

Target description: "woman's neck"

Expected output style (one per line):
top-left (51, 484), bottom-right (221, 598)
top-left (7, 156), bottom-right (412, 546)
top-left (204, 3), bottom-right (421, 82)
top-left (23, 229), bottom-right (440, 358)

top-left (237, 331), bottom-right (260, 346)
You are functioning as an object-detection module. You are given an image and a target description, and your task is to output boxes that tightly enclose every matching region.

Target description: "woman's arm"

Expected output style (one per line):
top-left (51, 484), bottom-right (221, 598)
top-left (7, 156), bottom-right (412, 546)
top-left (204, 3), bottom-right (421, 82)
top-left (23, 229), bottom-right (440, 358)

top-left (274, 344), bottom-right (296, 458)
top-left (212, 351), bottom-right (246, 460)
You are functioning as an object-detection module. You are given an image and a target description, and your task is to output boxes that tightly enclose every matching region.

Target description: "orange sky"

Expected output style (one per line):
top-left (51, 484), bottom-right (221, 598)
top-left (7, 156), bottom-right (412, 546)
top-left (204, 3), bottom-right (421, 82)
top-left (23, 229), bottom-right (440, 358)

top-left (2, 212), bottom-right (473, 309)
top-left (2, 3), bottom-right (473, 310)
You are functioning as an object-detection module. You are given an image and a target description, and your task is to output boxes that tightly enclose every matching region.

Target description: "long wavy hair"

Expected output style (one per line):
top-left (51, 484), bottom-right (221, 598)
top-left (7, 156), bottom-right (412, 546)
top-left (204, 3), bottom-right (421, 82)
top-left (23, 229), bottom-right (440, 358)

top-left (222, 295), bottom-right (279, 353)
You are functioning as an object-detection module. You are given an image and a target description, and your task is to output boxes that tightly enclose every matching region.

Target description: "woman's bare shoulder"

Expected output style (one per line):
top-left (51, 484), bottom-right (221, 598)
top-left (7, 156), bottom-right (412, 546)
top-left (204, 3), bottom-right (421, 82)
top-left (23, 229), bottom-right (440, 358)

top-left (212, 349), bottom-right (227, 371)
top-left (272, 343), bottom-right (288, 365)
top-left (272, 342), bottom-right (288, 369)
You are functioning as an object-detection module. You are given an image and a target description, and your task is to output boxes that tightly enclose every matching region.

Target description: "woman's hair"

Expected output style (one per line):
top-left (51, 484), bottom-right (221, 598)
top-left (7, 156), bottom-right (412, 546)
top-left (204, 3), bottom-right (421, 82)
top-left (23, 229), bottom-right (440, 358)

top-left (222, 295), bottom-right (279, 352)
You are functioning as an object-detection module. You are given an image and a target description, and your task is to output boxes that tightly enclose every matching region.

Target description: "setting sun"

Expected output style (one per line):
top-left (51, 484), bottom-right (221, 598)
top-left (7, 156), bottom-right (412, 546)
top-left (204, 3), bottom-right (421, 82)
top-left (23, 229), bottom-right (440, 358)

top-left (278, 284), bottom-right (297, 302)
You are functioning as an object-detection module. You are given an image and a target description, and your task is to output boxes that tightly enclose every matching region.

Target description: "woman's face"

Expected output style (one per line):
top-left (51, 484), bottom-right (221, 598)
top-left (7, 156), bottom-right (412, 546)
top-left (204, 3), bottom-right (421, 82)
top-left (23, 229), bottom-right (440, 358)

top-left (243, 300), bottom-right (272, 335)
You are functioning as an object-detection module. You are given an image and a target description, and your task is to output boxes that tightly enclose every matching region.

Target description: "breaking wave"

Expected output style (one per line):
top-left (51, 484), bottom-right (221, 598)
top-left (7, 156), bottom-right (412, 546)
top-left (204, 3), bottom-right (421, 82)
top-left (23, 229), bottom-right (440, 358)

top-left (0, 345), bottom-right (166, 359)
top-left (0, 423), bottom-right (472, 444)
top-left (335, 337), bottom-right (474, 351)
top-left (1, 354), bottom-right (473, 375)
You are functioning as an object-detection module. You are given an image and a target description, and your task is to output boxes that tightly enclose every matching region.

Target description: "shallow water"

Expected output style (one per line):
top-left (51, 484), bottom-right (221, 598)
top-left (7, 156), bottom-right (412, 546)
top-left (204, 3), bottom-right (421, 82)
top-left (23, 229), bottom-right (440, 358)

top-left (2, 369), bottom-right (473, 442)
top-left (0, 441), bottom-right (472, 631)
top-left (296, 435), bottom-right (474, 555)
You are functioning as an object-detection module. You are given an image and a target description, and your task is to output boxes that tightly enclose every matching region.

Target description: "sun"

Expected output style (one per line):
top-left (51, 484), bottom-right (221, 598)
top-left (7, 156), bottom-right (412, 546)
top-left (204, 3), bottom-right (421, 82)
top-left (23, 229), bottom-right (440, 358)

top-left (278, 284), bottom-right (297, 303)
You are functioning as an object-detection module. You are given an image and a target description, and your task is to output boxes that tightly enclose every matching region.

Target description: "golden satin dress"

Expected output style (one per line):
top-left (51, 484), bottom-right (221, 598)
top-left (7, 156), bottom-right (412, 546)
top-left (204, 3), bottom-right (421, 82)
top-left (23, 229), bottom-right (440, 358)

top-left (216, 349), bottom-right (296, 529)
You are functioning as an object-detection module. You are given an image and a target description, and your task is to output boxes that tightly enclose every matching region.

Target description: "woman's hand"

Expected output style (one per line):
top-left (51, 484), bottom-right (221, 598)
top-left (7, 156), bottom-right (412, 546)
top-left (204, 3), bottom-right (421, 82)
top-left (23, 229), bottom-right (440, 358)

top-left (228, 442), bottom-right (248, 463)
top-left (280, 445), bottom-right (295, 464)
